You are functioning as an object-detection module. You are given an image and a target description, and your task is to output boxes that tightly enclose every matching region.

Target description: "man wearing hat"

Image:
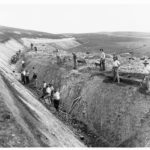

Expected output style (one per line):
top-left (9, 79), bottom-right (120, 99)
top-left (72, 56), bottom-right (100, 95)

top-left (143, 60), bottom-right (150, 93)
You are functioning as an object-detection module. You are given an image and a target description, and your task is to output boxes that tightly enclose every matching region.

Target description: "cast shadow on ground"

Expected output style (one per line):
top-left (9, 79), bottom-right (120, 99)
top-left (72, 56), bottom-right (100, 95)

top-left (102, 77), bottom-right (126, 87)
top-left (138, 86), bottom-right (150, 96)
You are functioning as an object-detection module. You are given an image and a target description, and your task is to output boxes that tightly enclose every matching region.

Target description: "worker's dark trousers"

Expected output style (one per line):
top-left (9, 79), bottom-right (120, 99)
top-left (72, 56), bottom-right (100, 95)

top-left (41, 88), bottom-right (46, 98)
top-left (26, 76), bottom-right (30, 84)
top-left (100, 59), bottom-right (105, 71)
top-left (22, 63), bottom-right (25, 68)
top-left (73, 60), bottom-right (77, 69)
top-left (54, 99), bottom-right (60, 111)
top-left (21, 74), bottom-right (24, 83)
top-left (22, 75), bottom-right (26, 84)
top-left (113, 67), bottom-right (120, 83)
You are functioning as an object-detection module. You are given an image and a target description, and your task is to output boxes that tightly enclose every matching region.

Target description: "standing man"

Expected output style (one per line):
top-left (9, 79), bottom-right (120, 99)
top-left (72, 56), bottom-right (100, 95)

top-left (32, 67), bottom-right (38, 88)
top-left (50, 84), bottom-right (54, 103)
top-left (25, 70), bottom-right (30, 84)
top-left (143, 60), bottom-right (150, 93)
top-left (41, 81), bottom-right (47, 98)
top-left (72, 53), bottom-right (77, 69)
top-left (31, 43), bottom-right (34, 50)
top-left (100, 49), bottom-right (106, 71)
top-left (22, 69), bottom-right (26, 84)
top-left (112, 55), bottom-right (120, 83)
top-left (34, 47), bottom-right (37, 52)
top-left (44, 84), bottom-right (52, 105)
top-left (53, 89), bottom-right (60, 112)
top-left (21, 60), bottom-right (25, 68)
top-left (56, 55), bottom-right (61, 65)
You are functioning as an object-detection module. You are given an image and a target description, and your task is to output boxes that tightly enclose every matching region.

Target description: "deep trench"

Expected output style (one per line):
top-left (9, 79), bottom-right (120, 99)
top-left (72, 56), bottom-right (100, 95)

top-left (12, 52), bottom-right (113, 147)
top-left (14, 50), bottom-right (149, 147)
top-left (24, 79), bottom-right (110, 147)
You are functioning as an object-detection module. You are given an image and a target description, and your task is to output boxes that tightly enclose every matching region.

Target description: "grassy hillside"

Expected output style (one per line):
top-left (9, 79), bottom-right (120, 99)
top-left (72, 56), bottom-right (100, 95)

top-left (69, 32), bottom-right (150, 57)
top-left (0, 25), bottom-right (65, 43)
top-left (1, 25), bottom-right (150, 57)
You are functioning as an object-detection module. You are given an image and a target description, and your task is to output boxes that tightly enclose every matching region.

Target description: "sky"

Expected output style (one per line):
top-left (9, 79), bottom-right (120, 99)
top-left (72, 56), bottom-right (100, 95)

top-left (0, 0), bottom-right (150, 33)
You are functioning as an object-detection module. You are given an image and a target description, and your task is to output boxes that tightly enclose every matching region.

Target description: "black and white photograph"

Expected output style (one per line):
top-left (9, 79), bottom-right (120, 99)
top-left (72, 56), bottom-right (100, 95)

top-left (0, 0), bottom-right (150, 148)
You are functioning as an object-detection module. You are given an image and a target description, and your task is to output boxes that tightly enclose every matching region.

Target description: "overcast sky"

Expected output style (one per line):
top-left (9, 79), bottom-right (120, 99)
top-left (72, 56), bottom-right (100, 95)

top-left (0, 0), bottom-right (150, 33)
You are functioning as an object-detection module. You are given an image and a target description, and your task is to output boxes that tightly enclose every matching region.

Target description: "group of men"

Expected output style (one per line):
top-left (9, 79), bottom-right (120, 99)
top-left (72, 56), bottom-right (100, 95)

top-left (20, 54), bottom-right (60, 112)
top-left (71, 48), bottom-right (121, 83)
top-left (30, 43), bottom-right (38, 52)
top-left (99, 48), bottom-right (150, 93)
top-left (21, 60), bottom-right (38, 86)
top-left (21, 69), bottom-right (30, 84)
top-left (41, 81), bottom-right (60, 112)
top-left (99, 49), bottom-right (121, 83)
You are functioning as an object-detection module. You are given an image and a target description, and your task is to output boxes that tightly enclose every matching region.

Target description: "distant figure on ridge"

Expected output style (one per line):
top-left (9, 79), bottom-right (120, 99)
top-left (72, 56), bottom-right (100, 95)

top-left (31, 43), bottom-right (34, 50)
top-left (100, 49), bottom-right (106, 71)
top-left (56, 55), bottom-right (61, 65)
top-left (34, 46), bottom-right (38, 52)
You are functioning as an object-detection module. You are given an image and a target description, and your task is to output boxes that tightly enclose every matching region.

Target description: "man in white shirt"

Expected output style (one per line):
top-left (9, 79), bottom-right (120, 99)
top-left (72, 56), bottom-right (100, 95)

top-left (100, 49), bottom-right (106, 71)
top-left (21, 70), bottom-right (26, 84)
top-left (112, 55), bottom-right (120, 83)
top-left (21, 60), bottom-right (25, 68)
top-left (41, 81), bottom-right (47, 98)
top-left (43, 84), bottom-right (52, 105)
top-left (143, 60), bottom-right (150, 93)
top-left (46, 85), bottom-right (51, 95)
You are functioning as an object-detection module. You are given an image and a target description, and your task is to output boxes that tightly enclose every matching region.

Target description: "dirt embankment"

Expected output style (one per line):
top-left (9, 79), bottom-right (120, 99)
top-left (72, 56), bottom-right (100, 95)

top-left (0, 38), bottom-right (85, 147)
top-left (18, 44), bottom-right (150, 147)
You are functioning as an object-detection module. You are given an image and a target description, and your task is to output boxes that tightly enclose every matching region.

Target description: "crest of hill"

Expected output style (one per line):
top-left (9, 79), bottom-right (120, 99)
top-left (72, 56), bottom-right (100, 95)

top-left (0, 25), bottom-right (66, 43)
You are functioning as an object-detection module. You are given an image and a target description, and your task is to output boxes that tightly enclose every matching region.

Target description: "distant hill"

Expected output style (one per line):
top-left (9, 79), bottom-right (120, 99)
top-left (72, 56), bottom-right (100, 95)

top-left (0, 25), bottom-right (65, 43)
top-left (68, 32), bottom-right (150, 57)
top-left (0, 25), bottom-right (150, 57)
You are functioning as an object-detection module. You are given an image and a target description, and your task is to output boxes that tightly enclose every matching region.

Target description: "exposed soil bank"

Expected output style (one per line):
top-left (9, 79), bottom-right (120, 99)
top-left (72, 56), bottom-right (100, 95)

top-left (19, 49), bottom-right (150, 147)
top-left (0, 38), bottom-right (85, 147)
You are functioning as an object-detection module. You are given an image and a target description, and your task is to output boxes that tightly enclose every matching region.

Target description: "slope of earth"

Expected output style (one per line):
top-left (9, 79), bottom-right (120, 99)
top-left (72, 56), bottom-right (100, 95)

top-left (0, 31), bottom-right (85, 147)
top-left (0, 25), bottom-right (65, 40)
top-left (2, 26), bottom-right (150, 147)
top-left (18, 40), bottom-right (150, 147)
